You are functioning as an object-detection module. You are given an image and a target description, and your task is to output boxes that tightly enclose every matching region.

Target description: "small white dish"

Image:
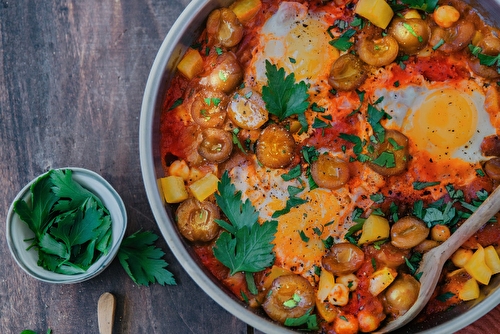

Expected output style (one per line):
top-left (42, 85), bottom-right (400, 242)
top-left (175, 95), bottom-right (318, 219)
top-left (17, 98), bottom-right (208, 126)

top-left (6, 167), bottom-right (127, 284)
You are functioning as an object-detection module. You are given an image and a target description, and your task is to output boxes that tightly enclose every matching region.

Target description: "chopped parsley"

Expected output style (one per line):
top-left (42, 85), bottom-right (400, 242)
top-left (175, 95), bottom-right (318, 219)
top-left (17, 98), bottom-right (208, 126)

top-left (413, 181), bottom-right (440, 190)
top-left (436, 291), bottom-right (456, 302)
top-left (329, 28), bottom-right (356, 51)
top-left (432, 38), bottom-right (445, 50)
top-left (262, 60), bottom-right (310, 121)
top-left (167, 98), bottom-right (183, 111)
top-left (213, 172), bottom-right (277, 275)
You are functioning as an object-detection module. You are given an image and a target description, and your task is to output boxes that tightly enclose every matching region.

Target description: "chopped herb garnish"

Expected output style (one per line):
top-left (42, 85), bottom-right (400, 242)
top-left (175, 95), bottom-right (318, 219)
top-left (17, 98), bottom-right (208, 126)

top-left (215, 47), bottom-right (223, 55)
top-left (282, 165), bottom-right (302, 181)
top-left (476, 168), bottom-right (486, 177)
top-left (167, 98), bottom-right (183, 111)
top-left (329, 29), bottom-right (356, 51)
top-left (370, 193), bottom-right (386, 204)
top-left (322, 236), bottom-right (334, 249)
top-left (213, 172), bottom-right (277, 275)
top-left (219, 70), bottom-right (228, 82)
top-left (289, 57), bottom-right (296, 64)
top-left (436, 291), bottom-right (456, 302)
top-left (433, 38), bottom-right (445, 50)
top-left (371, 151), bottom-right (396, 168)
top-left (413, 181), bottom-right (440, 190)
top-left (262, 60), bottom-right (310, 121)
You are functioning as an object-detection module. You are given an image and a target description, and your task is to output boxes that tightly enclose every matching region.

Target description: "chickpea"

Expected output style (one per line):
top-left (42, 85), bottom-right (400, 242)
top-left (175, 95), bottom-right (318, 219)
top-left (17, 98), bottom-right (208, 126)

top-left (206, 8), bottom-right (244, 48)
top-left (328, 54), bottom-right (367, 91)
top-left (451, 248), bottom-right (474, 268)
top-left (337, 274), bottom-right (359, 291)
top-left (391, 216), bottom-right (430, 249)
top-left (255, 124), bottom-right (295, 169)
top-left (176, 198), bottom-right (221, 242)
top-left (197, 128), bottom-right (233, 163)
top-left (357, 35), bottom-right (399, 67)
top-left (334, 313), bottom-right (359, 334)
top-left (168, 159), bottom-right (190, 180)
top-left (404, 9), bottom-right (421, 20)
top-left (322, 243), bottom-right (365, 275)
top-left (357, 309), bottom-right (383, 333)
top-left (434, 5), bottom-right (460, 28)
top-left (431, 224), bottom-right (451, 242)
top-left (262, 274), bottom-right (315, 324)
top-left (310, 155), bottom-right (350, 189)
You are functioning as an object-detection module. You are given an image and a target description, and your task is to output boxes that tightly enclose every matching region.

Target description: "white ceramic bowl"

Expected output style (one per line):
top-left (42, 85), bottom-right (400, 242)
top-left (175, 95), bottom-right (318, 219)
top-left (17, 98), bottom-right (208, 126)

top-left (6, 167), bottom-right (127, 284)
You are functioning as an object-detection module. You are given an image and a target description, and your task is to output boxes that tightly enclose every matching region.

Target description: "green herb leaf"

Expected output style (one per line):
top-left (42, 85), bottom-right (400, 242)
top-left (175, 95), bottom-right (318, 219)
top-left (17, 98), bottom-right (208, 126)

top-left (432, 38), bottom-right (445, 50)
top-left (281, 165), bottom-right (302, 181)
top-left (299, 230), bottom-right (310, 243)
top-left (284, 308), bottom-right (318, 330)
top-left (436, 291), bottom-right (456, 302)
top-left (214, 171), bottom-right (259, 234)
top-left (167, 98), bottom-right (183, 111)
top-left (329, 29), bottom-right (356, 51)
top-left (413, 181), bottom-right (440, 190)
top-left (371, 151), bottom-right (396, 168)
top-left (262, 60), bottom-right (310, 121)
top-left (370, 193), bottom-right (386, 204)
top-left (213, 221), bottom-right (278, 275)
top-left (212, 172), bottom-right (277, 275)
top-left (118, 230), bottom-right (176, 286)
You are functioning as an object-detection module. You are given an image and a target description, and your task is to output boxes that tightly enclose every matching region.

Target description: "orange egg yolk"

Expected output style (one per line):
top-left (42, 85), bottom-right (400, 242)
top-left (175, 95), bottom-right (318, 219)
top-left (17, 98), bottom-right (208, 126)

top-left (403, 89), bottom-right (478, 160)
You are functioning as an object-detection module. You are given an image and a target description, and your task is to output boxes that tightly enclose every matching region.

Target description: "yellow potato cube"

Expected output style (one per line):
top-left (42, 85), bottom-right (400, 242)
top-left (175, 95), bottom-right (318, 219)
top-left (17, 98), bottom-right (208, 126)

top-left (484, 245), bottom-right (500, 274)
top-left (464, 246), bottom-right (492, 285)
top-left (189, 173), bottom-right (219, 201)
top-left (316, 269), bottom-right (339, 322)
top-left (177, 48), bottom-right (204, 80)
top-left (459, 278), bottom-right (480, 301)
top-left (369, 267), bottom-right (397, 296)
top-left (355, 0), bottom-right (394, 29)
top-left (262, 265), bottom-right (294, 290)
top-left (229, 0), bottom-right (262, 24)
top-left (160, 176), bottom-right (189, 203)
top-left (358, 215), bottom-right (390, 245)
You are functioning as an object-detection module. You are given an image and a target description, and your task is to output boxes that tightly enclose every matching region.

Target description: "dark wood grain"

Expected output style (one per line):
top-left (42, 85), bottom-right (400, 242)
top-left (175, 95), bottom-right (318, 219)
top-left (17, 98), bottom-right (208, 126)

top-left (1, 1), bottom-right (500, 334)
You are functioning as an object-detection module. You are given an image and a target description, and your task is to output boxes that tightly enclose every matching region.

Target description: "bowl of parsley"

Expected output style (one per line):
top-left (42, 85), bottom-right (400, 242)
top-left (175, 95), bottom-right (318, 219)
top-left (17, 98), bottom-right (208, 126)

top-left (6, 167), bottom-right (127, 284)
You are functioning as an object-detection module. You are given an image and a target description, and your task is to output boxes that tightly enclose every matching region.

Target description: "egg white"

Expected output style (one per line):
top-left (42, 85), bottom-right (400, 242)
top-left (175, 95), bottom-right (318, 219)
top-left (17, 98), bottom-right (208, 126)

top-left (375, 81), bottom-right (496, 163)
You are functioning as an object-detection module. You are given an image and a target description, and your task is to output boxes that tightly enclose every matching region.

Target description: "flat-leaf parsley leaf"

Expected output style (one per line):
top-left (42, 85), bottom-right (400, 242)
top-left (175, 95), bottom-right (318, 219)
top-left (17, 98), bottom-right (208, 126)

top-left (262, 60), bottom-right (310, 121)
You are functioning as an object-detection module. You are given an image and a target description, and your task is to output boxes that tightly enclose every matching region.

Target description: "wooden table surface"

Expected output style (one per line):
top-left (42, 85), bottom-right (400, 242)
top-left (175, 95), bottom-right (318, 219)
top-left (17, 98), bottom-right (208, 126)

top-left (0, 1), bottom-right (499, 333)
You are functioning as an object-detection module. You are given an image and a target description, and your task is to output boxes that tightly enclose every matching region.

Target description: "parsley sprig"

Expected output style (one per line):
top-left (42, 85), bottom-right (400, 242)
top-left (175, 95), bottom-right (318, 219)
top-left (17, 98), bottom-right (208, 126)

top-left (118, 230), bottom-right (176, 286)
top-left (262, 60), bottom-right (310, 122)
top-left (213, 171), bottom-right (278, 275)
top-left (14, 169), bottom-right (112, 275)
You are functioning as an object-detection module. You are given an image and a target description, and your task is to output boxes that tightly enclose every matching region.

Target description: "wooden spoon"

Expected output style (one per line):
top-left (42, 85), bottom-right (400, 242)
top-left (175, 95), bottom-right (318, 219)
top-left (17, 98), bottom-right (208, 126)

top-left (98, 292), bottom-right (116, 334)
top-left (376, 184), bottom-right (500, 333)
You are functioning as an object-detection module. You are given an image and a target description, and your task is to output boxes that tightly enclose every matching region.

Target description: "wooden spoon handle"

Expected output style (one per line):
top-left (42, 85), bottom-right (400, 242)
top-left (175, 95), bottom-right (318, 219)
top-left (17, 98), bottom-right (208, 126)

top-left (98, 292), bottom-right (116, 334)
top-left (438, 184), bottom-right (500, 260)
